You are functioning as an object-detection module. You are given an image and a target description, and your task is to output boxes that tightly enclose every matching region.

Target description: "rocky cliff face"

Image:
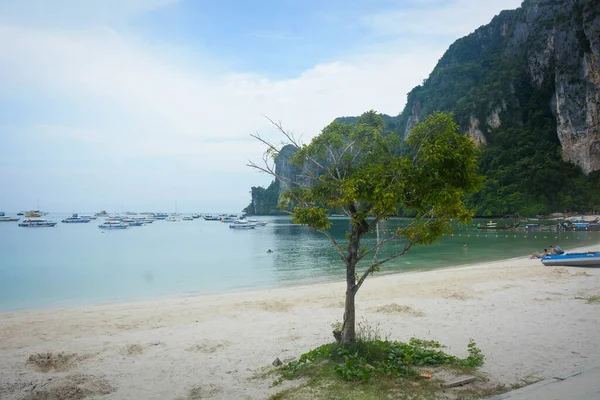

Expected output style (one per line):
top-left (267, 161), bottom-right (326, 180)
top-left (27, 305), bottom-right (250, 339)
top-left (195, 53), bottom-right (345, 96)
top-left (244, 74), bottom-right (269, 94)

top-left (274, 144), bottom-right (302, 195)
top-left (400, 0), bottom-right (600, 173)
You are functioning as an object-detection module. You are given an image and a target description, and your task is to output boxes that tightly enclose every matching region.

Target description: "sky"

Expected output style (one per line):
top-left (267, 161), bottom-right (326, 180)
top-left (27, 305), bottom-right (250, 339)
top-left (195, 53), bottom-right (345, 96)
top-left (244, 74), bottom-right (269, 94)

top-left (0, 0), bottom-right (522, 213)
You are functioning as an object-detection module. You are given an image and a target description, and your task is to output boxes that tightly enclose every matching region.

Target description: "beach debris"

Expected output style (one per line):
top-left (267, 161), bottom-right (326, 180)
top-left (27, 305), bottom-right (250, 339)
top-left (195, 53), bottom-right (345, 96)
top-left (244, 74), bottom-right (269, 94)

top-left (21, 374), bottom-right (114, 400)
top-left (441, 375), bottom-right (477, 388)
top-left (183, 384), bottom-right (222, 399)
top-left (272, 357), bottom-right (283, 367)
top-left (26, 352), bottom-right (86, 373)
top-left (121, 344), bottom-right (144, 356)
top-left (369, 303), bottom-right (425, 317)
top-left (419, 370), bottom-right (433, 379)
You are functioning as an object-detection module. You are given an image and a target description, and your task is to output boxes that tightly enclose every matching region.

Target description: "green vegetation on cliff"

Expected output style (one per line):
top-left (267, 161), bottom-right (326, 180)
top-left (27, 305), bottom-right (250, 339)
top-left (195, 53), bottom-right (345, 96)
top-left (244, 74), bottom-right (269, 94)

top-left (396, 4), bottom-right (600, 216)
top-left (243, 180), bottom-right (283, 215)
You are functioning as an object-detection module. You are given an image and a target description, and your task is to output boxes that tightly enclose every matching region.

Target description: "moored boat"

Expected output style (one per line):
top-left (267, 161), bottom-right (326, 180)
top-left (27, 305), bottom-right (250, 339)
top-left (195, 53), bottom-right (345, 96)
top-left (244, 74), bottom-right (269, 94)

top-left (18, 219), bottom-right (57, 227)
top-left (525, 223), bottom-right (540, 231)
top-left (25, 210), bottom-right (42, 218)
top-left (477, 221), bottom-right (518, 230)
top-left (203, 214), bottom-right (219, 221)
top-left (62, 213), bottom-right (92, 223)
top-left (121, 218), bottom-right (144, 226)
top-left (541, 251), bottom-right (600, 267)
top-left (229, 223), bottom-right (255, 229)
top-left (98, 221), bottom-right (128, 229)
top-left (0, 216), bottom-right (20, 222)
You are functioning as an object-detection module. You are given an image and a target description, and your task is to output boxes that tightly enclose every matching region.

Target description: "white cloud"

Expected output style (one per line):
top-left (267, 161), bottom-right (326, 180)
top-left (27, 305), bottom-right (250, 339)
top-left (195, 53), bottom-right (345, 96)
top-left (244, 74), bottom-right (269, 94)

top-left (0, 0), bottom-right (522, 211)
top-left (362, 0), bottom-right (522, 38)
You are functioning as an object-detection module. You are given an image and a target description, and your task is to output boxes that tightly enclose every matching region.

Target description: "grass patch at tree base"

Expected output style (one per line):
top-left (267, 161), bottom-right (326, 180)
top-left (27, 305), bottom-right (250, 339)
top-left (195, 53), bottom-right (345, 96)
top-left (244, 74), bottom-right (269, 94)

top-left (268, 337), bottom-right (500, 399)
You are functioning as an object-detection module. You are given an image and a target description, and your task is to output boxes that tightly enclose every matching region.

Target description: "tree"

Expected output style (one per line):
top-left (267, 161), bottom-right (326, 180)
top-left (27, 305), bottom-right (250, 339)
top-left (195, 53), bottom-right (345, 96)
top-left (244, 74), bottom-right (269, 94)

top-left (249, 111), bottom-right (482, 344)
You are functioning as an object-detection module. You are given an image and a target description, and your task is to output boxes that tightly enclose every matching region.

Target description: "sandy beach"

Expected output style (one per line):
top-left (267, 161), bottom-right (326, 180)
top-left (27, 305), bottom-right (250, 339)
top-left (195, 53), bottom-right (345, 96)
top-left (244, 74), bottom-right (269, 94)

top-left (1, 244), bottom-right (600, 399)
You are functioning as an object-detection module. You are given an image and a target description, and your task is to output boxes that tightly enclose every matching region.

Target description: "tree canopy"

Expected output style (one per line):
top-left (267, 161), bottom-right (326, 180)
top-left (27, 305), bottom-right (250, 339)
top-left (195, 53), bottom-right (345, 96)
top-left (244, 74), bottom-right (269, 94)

top-left (250, 111), bottom-right (482, 344)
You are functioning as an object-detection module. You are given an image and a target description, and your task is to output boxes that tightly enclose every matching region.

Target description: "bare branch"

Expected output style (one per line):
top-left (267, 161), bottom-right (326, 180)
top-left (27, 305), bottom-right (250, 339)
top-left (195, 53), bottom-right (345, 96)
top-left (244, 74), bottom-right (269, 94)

top-left (354, 242), bottom-right (415, 293)
top-left (317, 228), bottom-right (347, 262)
top-left (261, 114), bottom-right (303, 148)
top-left (358, 219), bottom-right (418, 262)
top-left (373, 221), bottom-right (380, 265)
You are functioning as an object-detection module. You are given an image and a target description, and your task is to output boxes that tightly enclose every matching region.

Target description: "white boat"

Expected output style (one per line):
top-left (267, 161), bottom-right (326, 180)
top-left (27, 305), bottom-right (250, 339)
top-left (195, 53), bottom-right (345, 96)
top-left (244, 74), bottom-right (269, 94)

top-left (165, 216), bottom-right (178, 222)
top-left (98, 221), bottom-right (128, 229)
top-left (183, 216), bottom-right (194, 221)
top-left (18, 219), bottom-right (57, 227)
top-left (62, 213), bottom-right (92, 223)
top-left (229, 223), bottom-right (255, 230)
top-left (0, 216), bottom-right (19, 222)
top-left (121, 218), bottom-right (144, 226)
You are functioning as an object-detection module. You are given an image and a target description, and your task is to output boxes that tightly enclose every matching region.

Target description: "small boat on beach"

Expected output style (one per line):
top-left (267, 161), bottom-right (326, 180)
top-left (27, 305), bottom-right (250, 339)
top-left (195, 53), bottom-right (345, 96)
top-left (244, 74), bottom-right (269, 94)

top-left (18, 219), bottom-right (57, 227)
top-left (541, 252), bottom-right (600, 267)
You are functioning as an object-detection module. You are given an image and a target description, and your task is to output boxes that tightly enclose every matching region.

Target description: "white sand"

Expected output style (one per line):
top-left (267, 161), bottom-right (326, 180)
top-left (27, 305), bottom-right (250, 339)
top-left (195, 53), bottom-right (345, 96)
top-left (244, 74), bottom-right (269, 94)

top-left (1, 244), bottom-right (600, 399)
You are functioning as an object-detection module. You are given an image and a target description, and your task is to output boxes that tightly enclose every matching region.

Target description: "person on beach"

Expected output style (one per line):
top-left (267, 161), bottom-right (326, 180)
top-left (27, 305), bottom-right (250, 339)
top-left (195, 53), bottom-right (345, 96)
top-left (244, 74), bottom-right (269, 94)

top-left (530, 249), bottom-right (548, 259)
top-left (549, 245), bottom-right (564, 255)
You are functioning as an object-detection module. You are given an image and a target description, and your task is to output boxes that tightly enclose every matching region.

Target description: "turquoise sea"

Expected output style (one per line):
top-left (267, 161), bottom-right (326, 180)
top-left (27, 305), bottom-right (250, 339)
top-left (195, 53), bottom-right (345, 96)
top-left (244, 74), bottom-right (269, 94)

top-left (1, 214), bottom-right (599, 312)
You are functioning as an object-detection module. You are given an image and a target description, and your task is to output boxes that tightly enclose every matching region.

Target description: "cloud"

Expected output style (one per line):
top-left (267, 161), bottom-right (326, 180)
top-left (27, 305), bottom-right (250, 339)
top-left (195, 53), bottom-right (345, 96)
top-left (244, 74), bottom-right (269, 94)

top-left (362, 0), bottom-right (522, 38)
top-left (0, 0), bottom-right (522, 211)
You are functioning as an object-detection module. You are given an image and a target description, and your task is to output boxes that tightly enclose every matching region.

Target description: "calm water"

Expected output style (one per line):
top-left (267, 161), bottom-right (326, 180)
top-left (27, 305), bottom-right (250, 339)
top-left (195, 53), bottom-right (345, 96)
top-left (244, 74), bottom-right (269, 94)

top-left (1, 215), bottom-right (599, 311)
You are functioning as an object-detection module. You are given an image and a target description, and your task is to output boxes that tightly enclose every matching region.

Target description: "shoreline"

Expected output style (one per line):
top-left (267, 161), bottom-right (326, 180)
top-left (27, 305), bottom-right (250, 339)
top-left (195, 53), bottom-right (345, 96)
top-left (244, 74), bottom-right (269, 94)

top-left (1, 244), bottom-right (599, 399)
top-left (1, 244), bottom-right (591, 316)
top-left (0, 244), bottom-right (589, 316)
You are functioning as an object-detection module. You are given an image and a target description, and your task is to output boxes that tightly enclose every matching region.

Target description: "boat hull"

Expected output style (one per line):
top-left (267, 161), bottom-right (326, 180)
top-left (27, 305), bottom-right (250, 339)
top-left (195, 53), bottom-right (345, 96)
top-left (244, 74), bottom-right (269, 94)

top-left (541, 252), bottom-right (600, 267)
top-left (18, 223), bottom-right (57, 227)
top-left (229, 224), bottom-right (255, 229)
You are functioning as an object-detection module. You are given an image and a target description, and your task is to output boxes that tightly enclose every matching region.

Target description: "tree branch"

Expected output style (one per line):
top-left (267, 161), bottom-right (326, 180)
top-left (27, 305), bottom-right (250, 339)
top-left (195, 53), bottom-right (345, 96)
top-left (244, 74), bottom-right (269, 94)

top-left (357, 219), bottom-right (418, 263)
top-left (317, 228), bottom-right (347, 262)
top-left (354, 242), bottom-right (415, 293)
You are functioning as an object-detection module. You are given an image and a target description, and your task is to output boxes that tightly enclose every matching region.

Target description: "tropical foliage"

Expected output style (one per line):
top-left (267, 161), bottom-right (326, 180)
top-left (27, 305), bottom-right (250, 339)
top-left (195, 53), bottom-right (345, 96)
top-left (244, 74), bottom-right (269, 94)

top-left (249, 111), bottom-right (482, 344)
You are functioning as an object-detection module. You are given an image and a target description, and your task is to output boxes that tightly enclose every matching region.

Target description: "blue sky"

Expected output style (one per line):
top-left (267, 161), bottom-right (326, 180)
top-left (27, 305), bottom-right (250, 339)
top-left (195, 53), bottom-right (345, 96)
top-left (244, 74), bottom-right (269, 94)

top-left (0, 0), bottom-right (521, 213)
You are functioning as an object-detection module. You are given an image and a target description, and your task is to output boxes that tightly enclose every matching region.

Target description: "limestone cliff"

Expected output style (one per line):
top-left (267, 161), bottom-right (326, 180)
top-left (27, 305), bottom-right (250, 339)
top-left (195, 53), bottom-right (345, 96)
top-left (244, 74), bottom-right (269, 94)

top-left (399, 0), bottom-right (600, 173)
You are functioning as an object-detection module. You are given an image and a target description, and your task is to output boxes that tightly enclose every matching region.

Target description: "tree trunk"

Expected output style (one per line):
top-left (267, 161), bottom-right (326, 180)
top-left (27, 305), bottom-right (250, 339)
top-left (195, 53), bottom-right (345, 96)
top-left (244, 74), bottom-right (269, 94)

top-left (341, 282), bottom-right (356, 344)
top-left (341, 226), bottom-right (360, 345)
